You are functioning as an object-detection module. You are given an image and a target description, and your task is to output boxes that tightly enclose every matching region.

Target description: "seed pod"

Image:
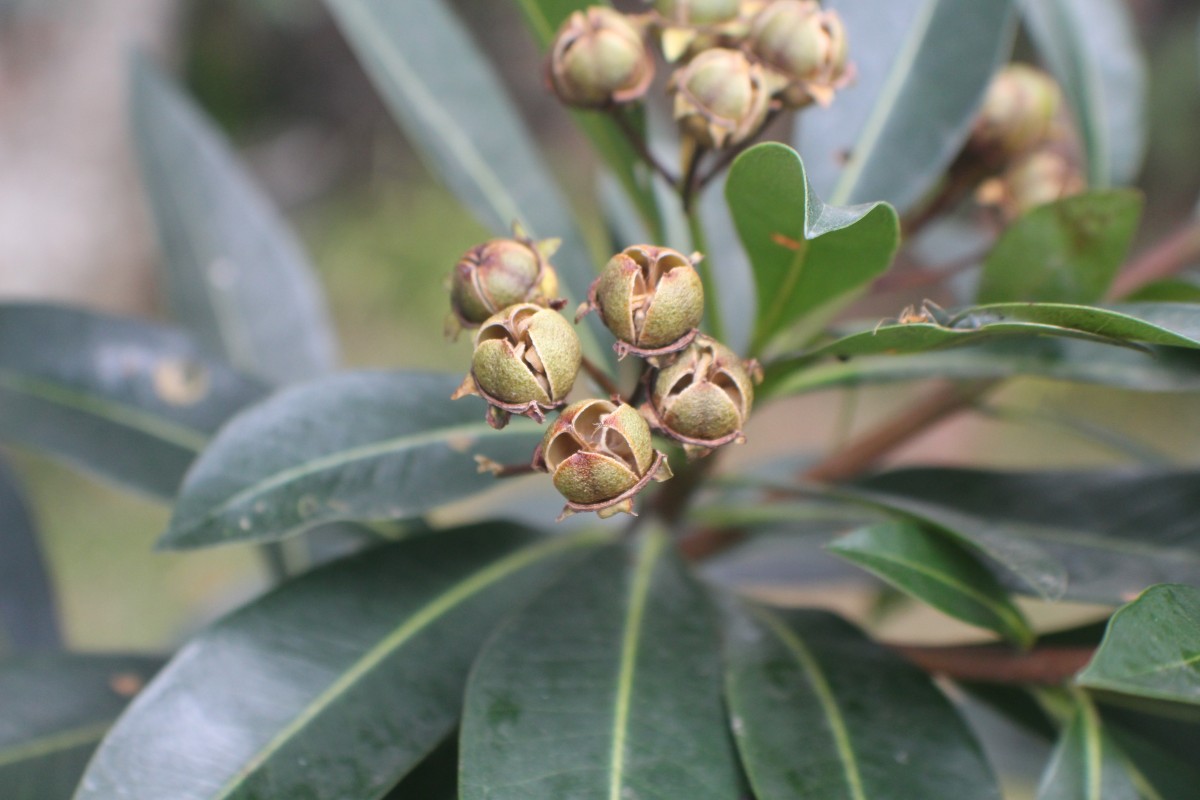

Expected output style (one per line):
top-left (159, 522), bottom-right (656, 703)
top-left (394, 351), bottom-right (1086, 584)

top-left (669, 48), bottom-right (773, 148)
top-left (747, 0), bottom-right (849, 108)
top-left (655, 0), bottom-right (740, 26)
top-left (452, 303), bottom-right (581, 429)
top-left (548, 7), bottom-right (655, 108)
top-left (447, 232), bottom-right (562, 335)
top-left (533, 398), bottom-right (673, 519)
top-left (645, 335), bottom-right (760, 457)
top-left (578, 245), bottom-right (704, 359)
top-left (969, 64), bottom-right (1062, 160)
top-left (976, 144), bottom-right (1087, 221)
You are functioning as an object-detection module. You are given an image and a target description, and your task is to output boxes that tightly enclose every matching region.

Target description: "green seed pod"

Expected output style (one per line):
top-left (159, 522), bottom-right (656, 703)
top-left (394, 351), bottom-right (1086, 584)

top-left (748, 0), bottom-right (849, 108)
top-left (548, 7), bottom-right (655, 109)
top-left (646, 335), bottom-right (760, 456)
top-left (448, 234), bottom-right (561, 333)
top-left (580, 245), bottom-right (704, 358)
top-left (655, 0), bottom-right (740, 26)
top-left (969, 64), bottom-right (1062, 160)
top-left (534, 398), bottom-right (672, 519)
top-left (452, 303), bottom-right (581, 428)
top-left (984, 146), bottom-right (1087, 220)
top-left (669, 48), bottom-right (772, 148)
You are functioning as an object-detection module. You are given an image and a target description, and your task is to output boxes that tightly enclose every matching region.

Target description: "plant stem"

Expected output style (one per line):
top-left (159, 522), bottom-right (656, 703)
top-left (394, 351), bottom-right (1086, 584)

top-left (1107, 217), bottom-right (1200, 299)
top-left (609, 107), bottom-right (678, 189)
top-left (258, 543), bottom-right (290, 583)
top-left (895, 644), bottom-right (1094, 685)
top-left (694, 110), bottom-right (782, 194)
top-left (686, 204), bottom-right (726, 343)
top-left (580, 353), bottom-right (622, 399)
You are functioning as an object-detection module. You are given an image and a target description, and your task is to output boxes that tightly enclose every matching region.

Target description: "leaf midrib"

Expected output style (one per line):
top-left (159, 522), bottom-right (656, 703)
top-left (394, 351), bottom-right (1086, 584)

top-left (0, 720), bottom-right (113, 768)
top-left (211, 531), bottom-right (609, 799)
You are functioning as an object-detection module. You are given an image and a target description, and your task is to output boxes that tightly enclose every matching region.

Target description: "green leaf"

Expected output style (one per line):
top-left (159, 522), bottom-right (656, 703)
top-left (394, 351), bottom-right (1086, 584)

top-left (0, 654), bottom-right (161, 800)
top-left (75, 525), bottom-right (607, 800)
top-left (0, 304), bottom-right (266, 498)
top-left (1020, 0), bottom-right (1148, 187)
top-left (460, 532), bottom-right (745, 800)
top-left (800, 0), bottom-right (1016, 210)
top-left (510, 0), bottom-right (663, 240)
top-left (726, 143), bottom-right (900, 355)
top-left (977, 191), bottom-right (1144, 304)
top-left (762, 337), bottom-right (1200, 400)
top-left (722, 604), bottom-right (1001, 800)
top-left (1037, 693), bottom-right (1139, 800)
top-left (322, 0), bottom-right (599, 316)
top-left (1106, 722), bottom-right (1200, 800)
top-left (827, 521), bottom-right (1034, 647)
top-left (130, 56), bottom-right (338, 386)
top-left (1078, 585), bottom-right (1200, 707)
top-left (162, 372), bottom-right (543, 549)
top-left (0, 458), bottom-right (60, 652)
top-left (1125, 278), bottom-right (1200, 303)
top-left (382, 735), bottom-right (457, 800)
top-left (857, 469), bottom-right (1200, 604)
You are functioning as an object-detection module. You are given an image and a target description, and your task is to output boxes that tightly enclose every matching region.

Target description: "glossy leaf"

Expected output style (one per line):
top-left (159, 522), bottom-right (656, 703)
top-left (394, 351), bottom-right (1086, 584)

top-left (1036, 694), bottom-right (1138, 800)
top-left (323, 0), bottom-right (598, 315)
top-left (726, 143), bottom-right (899, 354)
top-left (800, 0), bottom-right (1016, 210)
top-left (0, 654), bottom-right (161, 800)
top-left (460, 533), bottom-right (744, 800)
top-left (75, 525), bottom-right (607, 800)
top-left (162, 372), bottom-right (543, 549)
top-left (722, 604), bottom-right (1001, 800)
top-left (1078, 584), bottom-right (1200, 706)
top-left (0, 458), bottom-right (59, 651)
top-left (1020, 0), bottom-right (1148, 187)
top-left (828, 521), bottom-right (1034, 647)
top-left (978, 191), bottom-right (1143, 304)
top-left (0, 304), bottom-right (266, 498)
top-left (511, 0), bottom-right (662, 239)
top-left (130, 56), bottom-right (337, 385)
top-left (762, 337), bottom-right (1200, 400)
top-left (856, 468), bottom-right (1200, 604)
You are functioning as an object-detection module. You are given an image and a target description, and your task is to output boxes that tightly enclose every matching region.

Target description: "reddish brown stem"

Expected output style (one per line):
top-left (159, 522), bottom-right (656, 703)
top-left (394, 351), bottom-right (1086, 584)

top-left (580, 354), bottom-right (622, 400)
top-left (1107, 218), bottom-right (1200, 299)
top-left (895, 644), bottom-right (1094, 685)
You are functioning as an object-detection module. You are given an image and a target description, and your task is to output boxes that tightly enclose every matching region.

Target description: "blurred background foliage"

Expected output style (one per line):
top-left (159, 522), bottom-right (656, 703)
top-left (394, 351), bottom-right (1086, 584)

top-left (1, 0), bottom-right (1199, 669)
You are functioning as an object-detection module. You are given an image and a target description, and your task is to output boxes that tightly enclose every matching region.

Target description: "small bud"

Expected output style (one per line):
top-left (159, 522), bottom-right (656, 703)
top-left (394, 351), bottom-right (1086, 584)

top-left (452, 303), bottom-right (581, 428)
top-left (655, 0), bottom-right (740, 26)
top-left (669, 48), bottom-right (773, 148)
top-left (548, 7), bottom-right (655, 109)
top-left (579, 245), bottom-right (704, 358)
top-left (534, 398), bottom-right (673, 519)
top-left (977, 146), bottom-right (1086, 220)
top-left (448, 232), bottom-right (562, 333)
top-left (969, 64), bottom-right (1062, 160)
top-left (748, 0), bottom-right (849, 108)
top-left (645, 335), bottom-right (760, 457)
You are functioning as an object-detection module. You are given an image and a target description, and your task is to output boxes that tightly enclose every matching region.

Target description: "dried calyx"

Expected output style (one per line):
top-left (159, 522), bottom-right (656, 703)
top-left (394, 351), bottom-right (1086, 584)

top-left (452, 303), bottom-right (581, 429)
top-left (579, 244), bottom-right (705, 359)
top-left (548, 7), bottom-right (655, 108)
top-left (447, 230), bottom-right (562, 336)
top-left (534, 398), bottom-right (673, 519)
top-left (646, 335), bottom-right (760, 457)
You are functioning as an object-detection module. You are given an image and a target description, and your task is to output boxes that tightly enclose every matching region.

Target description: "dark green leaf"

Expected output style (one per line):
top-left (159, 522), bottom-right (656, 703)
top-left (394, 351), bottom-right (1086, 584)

top-left (75, 525), bottom-right (608, 800)
top-left (1020, 0), bottom-right (1147, 187)
top-left (978, 191), bottom-right (1143, 304)
top-left (162, 372), bottom-right (543, 549)
top-left (726, 143), bottom-right (899, 354)
top-left (382, 735), bottom-right (457, 800)
top-left (1106, 722), bottom-right (1200, 800)
top-left (0, 304), bottom-right (266, 498)
top-left (0, 458), bottom-right (59, 651)
top-left (130, 56), bottom-right (337, 385)
top-left (0, 654), bottom-right (161, 800)
top-left (800, 0), bottom-right (1016, 210)
top-left (1036, 693), bottom-right (1138, 800)
top-left (722, 604), bottom-right (1001, 800)
top-left (857, 468), bottom-right (1200, 604)
top-left (762, 337), bottom-right (1200, 399)
top-left (322, 0), bottom-right (599, 317)
top-left (460, 533), bottom-right (744, 800)
top-left (828, 521), bottom-right (1034, 647)
top-left (1078, 585), bottom-right (1200, 707)
top-left (1124, 278), bottom-right (1200, 303)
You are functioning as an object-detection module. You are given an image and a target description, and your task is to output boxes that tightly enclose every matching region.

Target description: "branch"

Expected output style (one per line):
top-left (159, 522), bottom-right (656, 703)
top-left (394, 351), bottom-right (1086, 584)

top-left (895, 643), bottom-right (1094, 685)
top-left (1107, 217), bottom-right (1200, 299)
